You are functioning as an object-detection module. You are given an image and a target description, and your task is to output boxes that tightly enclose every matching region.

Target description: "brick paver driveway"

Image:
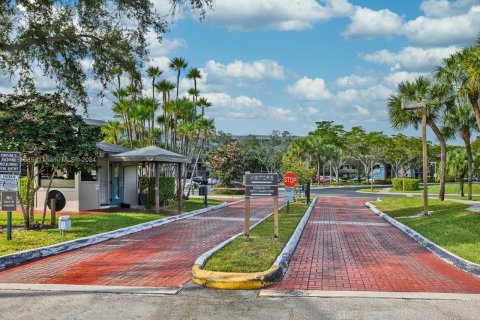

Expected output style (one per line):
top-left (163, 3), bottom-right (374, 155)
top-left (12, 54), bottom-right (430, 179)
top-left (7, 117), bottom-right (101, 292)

top-left (269, 197), bottom-right (480, 293)
top-left (0, 198), bottom-right (277, 288)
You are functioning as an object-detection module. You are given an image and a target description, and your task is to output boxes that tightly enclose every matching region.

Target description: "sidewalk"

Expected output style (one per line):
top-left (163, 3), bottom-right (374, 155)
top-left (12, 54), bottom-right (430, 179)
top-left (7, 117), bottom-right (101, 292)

top-left (268, 197), bottom-right (480, 293)
top-left (0, 198), bottom-right (277, 288)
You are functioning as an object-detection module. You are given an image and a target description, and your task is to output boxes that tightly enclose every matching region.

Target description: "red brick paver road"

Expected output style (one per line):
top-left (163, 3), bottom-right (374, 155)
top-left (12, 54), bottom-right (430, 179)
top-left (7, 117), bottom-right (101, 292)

top-left (0, 198), bottom-right (277, 288)
top-left (270, 197), bottom-right (480, 293)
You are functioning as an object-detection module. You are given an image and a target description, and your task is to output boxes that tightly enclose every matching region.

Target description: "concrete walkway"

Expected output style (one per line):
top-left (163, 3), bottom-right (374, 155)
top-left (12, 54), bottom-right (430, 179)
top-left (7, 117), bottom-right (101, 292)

top-left (0, 198), bottom-right (277, 288)
top-left (268, 197), bottom-right (480, 293)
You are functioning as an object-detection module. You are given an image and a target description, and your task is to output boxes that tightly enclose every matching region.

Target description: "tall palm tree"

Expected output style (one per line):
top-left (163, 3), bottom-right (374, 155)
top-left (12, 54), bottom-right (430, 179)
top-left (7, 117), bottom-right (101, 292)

top-left (436, 40), bottom-right (480, 131)
top-left (197, 97), bottom-right (212, 119)
top-left (388, 76), bottom-right (448, 200)
top-left (146, 66), bottom-right (163, 142)
top-left (443, 104), bottom-right (477, 199)
top-left (155, 79), bottom-right (176, 146)
top-left (187, 67), bottom-right (202, 106)
top-left (169, 57), bottom-right (188, 100)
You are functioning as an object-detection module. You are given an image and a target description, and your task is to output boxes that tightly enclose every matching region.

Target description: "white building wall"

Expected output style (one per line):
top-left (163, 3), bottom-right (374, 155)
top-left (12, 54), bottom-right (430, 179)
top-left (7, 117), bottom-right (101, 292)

top-left (123, 165), bottom-right (138, 206)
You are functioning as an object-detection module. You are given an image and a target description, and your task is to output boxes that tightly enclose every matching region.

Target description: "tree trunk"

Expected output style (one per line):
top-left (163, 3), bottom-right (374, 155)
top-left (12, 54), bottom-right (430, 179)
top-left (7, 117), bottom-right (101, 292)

top-left (428, 121), bottom-right (446, 201)
top-left (459, 173), bottom-right (465, 197)
top-left (469, 92), bottom-right (480, 133)
top-left (463, 132), bottom-right (473, 200)
top-left (41, 168), bottom-right (57, 227)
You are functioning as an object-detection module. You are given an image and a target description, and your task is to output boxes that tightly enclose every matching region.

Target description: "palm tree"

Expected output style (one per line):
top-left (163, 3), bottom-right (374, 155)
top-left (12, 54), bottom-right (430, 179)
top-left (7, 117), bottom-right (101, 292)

top-left (169, 57), bottom-right (188, 100)
top-left (197, 97), bottom-right (212, 119)
top-left (443, 104), bottom-right (477, 199)
top-left (187, 67), bottom-right (202, 106)
top-left (146, 66), bottom-right (163, 142)
top-left (155, 79), bottom-right (176, 147)
top-left (388, 76), bottom-right (448, 200)
top-left (101, 121), bottom-right (124, 145)
top-left (436, 40), bottom-right (480, 131)
top-left (446, 149), bottom-right (468, 197)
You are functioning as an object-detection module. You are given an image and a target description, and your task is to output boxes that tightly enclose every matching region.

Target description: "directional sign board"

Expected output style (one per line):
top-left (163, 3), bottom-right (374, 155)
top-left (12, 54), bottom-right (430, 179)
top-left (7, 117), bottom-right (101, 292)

top-left (0, 174), bottom-right (19, 191)
top-left (245, 185), bottom-right (279, 197)
top-left (0, 152), bottom-right (21, 174)
top-left (245, 173), bottom-right (278, 198)
top-left (244, 173), bottom-right (278, 186)
top-left (1, 191), bottom-right (17, 211)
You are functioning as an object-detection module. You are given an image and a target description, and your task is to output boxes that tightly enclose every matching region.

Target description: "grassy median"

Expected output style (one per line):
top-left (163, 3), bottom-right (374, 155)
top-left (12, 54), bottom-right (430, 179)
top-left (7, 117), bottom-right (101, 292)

top-left (374, 197), bottom-right (480, 264)
top-left (203, 202), bottom-right (309, 273)
top-left (0, 199), bottom-right (223, 256)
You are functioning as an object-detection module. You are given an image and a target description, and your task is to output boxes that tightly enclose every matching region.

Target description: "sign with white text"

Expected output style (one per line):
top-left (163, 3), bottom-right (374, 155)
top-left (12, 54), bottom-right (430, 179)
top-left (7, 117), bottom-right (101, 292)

top-left (0, 152), bottom-right (21, 174)
top-left (1, 192), bottom-right (17, 211)
top-left (0, 174), bottom-right (19, 191)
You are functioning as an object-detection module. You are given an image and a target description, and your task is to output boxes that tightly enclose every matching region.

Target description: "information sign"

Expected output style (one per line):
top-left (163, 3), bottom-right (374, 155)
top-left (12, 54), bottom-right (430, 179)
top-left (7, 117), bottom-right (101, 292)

top-left (1, 191), bottom-right (17, 211)
top-left (0, 174), bottom-right (19, 191)
top-left (0, 152), bottom-right (21, 174)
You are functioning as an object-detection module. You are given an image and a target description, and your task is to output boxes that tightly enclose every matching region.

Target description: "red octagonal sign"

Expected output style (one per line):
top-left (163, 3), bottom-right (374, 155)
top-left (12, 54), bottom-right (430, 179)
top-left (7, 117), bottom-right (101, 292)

top-left (283, 172), bottom-right (298, 187)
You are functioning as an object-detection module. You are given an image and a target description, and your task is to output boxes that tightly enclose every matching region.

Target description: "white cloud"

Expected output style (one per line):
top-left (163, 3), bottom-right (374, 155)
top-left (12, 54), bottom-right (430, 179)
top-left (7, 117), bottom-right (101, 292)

top-left (335, 74), bottom-right (375, 88)
top-left (268, 107), bottom-right (297, 122)
top-left (353, 105), bottom-right (370, 116)
top-left (337, 84), bottom-right (392, 103)
top-left (205, 59), bottom-right (286, 81)
top-left (343, 7), bottom-right (403, 38)
top-left (420, 0), bottom-right (476, 18)
top-left (361, 46), bottom-right (461, 71)
top-left (287, 77), bottom-right (332, 101)
top-left (383, 71), bottom-right (430, 87)
top-left (203, 92), bottom-right (264, 119)
top-left (202, 0), bottom-right (353, 31)
top-left (403, 5), bottom-right (480, 46)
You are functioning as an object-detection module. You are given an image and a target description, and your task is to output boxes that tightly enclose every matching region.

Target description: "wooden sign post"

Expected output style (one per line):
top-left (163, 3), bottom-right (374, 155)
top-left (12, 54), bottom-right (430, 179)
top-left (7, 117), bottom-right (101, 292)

top-left (244, 173), bottom-right (279, 241)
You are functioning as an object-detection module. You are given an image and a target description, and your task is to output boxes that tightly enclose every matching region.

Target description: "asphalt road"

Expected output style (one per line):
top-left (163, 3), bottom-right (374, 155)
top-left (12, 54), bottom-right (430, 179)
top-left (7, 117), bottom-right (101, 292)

top-left (310, 185), bottom-right (403, 198)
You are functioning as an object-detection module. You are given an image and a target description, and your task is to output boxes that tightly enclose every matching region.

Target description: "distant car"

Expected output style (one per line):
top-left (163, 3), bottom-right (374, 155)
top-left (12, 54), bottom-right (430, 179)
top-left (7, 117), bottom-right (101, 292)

top-left (185, 179), bottom-right (200, 188)
top-left (192, 176), bottom-right (208, 184)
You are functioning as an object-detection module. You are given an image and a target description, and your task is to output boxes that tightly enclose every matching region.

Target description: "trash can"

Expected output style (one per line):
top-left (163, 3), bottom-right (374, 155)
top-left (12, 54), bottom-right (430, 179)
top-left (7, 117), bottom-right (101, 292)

top-left (59, 216), bottom-right (72, 235)
top-left (199, 186), bottom-right (208, 196)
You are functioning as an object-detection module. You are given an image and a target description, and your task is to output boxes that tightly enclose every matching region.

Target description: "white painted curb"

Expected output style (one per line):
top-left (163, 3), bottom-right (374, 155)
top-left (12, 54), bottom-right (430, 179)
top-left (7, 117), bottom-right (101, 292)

top-left (365, 201), bottom-right (480, 278)
top-left (0, 201), bottom-right (237, 270)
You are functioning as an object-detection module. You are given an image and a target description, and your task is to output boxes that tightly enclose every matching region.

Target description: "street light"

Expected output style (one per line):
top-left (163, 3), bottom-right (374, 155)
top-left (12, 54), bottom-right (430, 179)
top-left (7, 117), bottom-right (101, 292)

top-left (402, 100), bottom-right (429, 216)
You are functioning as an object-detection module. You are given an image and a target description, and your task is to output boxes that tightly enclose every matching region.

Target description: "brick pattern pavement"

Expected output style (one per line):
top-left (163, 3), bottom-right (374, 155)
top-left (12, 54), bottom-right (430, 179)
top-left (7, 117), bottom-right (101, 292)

top-left (270, 197), bottom-right (480, 293)
top-left (0, 198), bottom-right (278, 288)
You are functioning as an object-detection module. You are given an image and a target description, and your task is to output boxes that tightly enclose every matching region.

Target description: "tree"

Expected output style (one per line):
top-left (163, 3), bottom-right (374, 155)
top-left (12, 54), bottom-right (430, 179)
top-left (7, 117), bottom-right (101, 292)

top-left (388, 76), bottom-right (448, 200)
top-left (169, 57), bottom-right (188, 101)
top-left (146, 66), bottom-right (163, 143)
top-left (0, 93), bottom-right (100, 228)
top-left (446, 149), bottom-right (467, 197)
top-left (436, 38), bottom-right (480, 131)
top-left (207, 141), bottom-right (245, 188)
top-left (443, 104), bottom-right (477, 199)
top-left (187, 67), bottom-right (202, 108)
top-left (386, 134), bottom-right (422, 178)
top-left (102, 121), bottom-right (124, 145)
top-left (0, 0), bottom-right (212, 108)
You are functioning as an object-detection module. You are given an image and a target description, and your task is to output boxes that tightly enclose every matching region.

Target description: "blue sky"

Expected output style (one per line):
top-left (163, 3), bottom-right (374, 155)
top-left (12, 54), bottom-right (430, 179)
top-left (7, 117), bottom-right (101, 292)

top-left (2, 0), bottom-right (480, 139)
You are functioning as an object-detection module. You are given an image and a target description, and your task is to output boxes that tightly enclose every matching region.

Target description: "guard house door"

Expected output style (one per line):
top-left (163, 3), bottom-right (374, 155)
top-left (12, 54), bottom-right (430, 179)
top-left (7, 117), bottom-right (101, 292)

top-left (111, 161), bottom-right (124, 205)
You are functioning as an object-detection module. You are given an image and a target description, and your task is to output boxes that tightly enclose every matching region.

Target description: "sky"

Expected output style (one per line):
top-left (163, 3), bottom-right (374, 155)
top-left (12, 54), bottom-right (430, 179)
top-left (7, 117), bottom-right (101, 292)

top-left (2, 0), bottom-right (480, 139)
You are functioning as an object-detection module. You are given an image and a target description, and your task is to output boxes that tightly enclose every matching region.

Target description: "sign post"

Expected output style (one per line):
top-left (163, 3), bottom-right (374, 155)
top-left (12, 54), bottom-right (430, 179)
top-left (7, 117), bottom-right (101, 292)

top-left (283, 172), bottom-right (298, 214)
top-left (244, 173), bottom-right (279, 240)
top-left (0, 151), bottom-right (21, 241)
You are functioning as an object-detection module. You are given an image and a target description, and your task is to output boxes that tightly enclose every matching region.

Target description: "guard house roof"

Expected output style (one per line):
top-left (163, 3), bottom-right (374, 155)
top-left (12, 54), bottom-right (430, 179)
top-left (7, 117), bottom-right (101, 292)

top-left (110, 145), bottom-right (191, 163)
top-left (96, 142), bottom-right (132, 154)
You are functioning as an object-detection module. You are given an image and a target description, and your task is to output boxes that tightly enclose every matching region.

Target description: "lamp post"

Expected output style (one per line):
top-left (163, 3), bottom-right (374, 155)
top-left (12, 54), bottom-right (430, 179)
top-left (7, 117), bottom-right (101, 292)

top-left (402, 100), bottom-right (429, 216)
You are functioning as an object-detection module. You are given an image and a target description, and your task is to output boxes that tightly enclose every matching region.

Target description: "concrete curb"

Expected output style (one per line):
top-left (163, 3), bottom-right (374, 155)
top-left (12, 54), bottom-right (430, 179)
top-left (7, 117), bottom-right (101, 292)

top-left (0, 201), bottom-right (238, 270)
top-left (365, 201), bottom-right (480, 278)
top-left (192, 197), bottom-right (317, 290)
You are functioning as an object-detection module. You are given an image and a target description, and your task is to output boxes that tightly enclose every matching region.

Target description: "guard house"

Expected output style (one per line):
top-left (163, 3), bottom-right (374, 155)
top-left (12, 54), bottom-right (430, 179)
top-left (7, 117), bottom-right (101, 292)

top-left (34, 143), bottom-right (190, 212)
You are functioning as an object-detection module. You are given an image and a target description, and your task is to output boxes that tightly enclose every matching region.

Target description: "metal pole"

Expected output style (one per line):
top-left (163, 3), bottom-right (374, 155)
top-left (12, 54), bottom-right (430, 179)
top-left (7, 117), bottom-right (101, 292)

top-left (7, 211), bottom-right (12, 240)
top-left (51, 198), bottom-right (56, 227)
top-left (286, 200), bottom-right (290, 214)
top-left (155, 162), bottom-right (160, 214)
top-left (273, 196), bottom-right (279, 240)
top-left (422, 103), bottom-right (429, 216)
top-left (244, 197), bottom-right (250, 241)
top-left (178, 163), bottom-right (182, 212)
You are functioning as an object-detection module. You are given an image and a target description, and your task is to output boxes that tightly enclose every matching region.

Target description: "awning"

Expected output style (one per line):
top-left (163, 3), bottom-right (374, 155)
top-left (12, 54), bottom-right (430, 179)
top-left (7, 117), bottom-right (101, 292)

top-left (110, 145), bottom-right (191, 164)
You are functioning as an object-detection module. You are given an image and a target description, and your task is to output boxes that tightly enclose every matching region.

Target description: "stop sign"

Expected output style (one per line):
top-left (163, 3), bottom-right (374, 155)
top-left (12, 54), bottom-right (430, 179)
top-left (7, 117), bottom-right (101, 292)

top-left (283, 172), bottom-right (298, 187)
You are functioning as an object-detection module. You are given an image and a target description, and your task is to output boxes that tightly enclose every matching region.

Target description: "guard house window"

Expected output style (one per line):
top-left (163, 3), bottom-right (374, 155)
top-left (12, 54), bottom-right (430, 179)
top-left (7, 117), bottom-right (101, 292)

top-left (40, 167), bottom-right (75, 188)
top-left (81, 168), bottom-right (97, 181)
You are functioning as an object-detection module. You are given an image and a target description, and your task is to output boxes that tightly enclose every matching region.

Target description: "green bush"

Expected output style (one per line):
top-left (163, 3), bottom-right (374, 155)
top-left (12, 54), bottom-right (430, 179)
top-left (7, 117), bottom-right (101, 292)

top-left (212, 188), bottom-right (245, 195)
top-left (18, 177), bottom-right (33, 204)
top-left (139, 176), bottom-right (176, 209)
top-left (392, 178), bottom-right (420, 191)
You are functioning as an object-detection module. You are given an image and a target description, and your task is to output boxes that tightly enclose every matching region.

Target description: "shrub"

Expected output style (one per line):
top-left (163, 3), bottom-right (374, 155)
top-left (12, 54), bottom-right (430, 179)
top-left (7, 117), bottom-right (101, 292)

top-left (18, 177), bottom-right (34, 204)
top-left (139, 176), bottom-right (176, 209)
top-left (212, 188), bottom-right (245, 195)
top-left (392, 178), bottom-right (420, 191)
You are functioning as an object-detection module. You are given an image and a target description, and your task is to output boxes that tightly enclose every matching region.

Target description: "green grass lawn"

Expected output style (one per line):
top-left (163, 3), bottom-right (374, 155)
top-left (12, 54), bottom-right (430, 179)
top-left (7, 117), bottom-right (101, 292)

top-left (375, 197), bottom-right (480, 264)
top-left (0, 212), bottom-right (165, 256)
top-left (391, 183), bottom-right (480, 195)
top-left (165, 198), bottom-right (223, 211)
top-left (203, 202), bottom-right (309, 273)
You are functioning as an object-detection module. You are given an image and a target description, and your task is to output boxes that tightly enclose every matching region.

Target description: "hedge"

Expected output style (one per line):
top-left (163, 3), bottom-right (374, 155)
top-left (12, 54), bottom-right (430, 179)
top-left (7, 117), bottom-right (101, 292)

top-left (392, 178), bottom-right (420, 191)
top-left (138, 176), bottom-right (176, 209)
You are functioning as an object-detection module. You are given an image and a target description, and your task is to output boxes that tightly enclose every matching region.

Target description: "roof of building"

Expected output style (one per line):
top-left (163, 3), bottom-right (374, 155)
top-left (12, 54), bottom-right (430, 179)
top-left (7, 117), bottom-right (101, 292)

top-left (96, 142), bottom-right (132, 154)
top-left (84, 119), bottom-right (107, 127)
top-left (110, 145), bottom-right (191, 163)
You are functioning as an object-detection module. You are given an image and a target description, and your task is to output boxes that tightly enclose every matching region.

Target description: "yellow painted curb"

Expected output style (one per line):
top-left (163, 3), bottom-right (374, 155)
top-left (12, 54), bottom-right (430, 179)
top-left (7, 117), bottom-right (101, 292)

top-left (191, 264), bottom-right (279, 290)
